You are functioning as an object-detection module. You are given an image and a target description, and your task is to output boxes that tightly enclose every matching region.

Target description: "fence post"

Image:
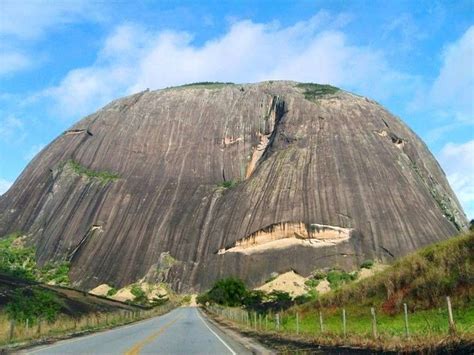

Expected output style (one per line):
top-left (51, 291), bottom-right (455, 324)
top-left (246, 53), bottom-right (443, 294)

top-left (446, 296), bottom-right (456, 335)
top-left (9, 320), bottom-right (15, 341)
top-left (276, 313), bottom-right (280, 331)
top-left (265, 314), bottom-right (268, 331)
top-left (319, 311), bottom-right (324, 333)
top-left (371, 307), bottom-right (377, 338)
top-left (296, 312), bottom-right (299, 334)
top-left (403, 303), bottom-right (409, 337)
top-left (342, 308), bottom-right (346, 338)
top-left (37, 319), bottom-right (42, 336)
top-left (253, 312), bottom-right (257, 330)
top-left (259, 314), bottom-right (262, 330)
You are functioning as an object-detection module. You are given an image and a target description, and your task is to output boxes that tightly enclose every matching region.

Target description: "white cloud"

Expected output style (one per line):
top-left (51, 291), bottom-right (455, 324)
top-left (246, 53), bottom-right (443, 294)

top-left (0, 51), bottom-right (31, 76)
top-left (430, 26), bottom-right (474, 122)
top-left (0, 1), bottom-right (102, 76)
top-left (0, 178), bottom-right (13, 195)
top-left (438, 140), bottom-right (474, 219)
top-left (0, 115), bottom-right (24, 142)
top-left (42, 14), bottom-right (414, 120)
top-left (0, 0), bottom-right (101, 40)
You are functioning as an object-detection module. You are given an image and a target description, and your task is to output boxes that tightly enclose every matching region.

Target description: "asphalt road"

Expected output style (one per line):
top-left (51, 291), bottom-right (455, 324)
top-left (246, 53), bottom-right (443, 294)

top-left (25, 307), bottom-right (251, 355)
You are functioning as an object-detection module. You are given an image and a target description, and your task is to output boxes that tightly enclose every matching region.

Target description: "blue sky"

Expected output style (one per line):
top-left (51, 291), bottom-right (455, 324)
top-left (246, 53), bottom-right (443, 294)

top-left (0, 0), bottom-right (473, 217)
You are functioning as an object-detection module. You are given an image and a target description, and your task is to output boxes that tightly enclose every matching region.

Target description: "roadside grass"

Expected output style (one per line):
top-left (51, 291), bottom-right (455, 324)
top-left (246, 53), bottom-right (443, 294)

top-left (310, 231), bottom-right (473, 311)
top-left (206, 303), bottom-right (474, 351)
top-left (0, 301), bottom-right (178, 348)
top-left (278, 302), bottom-right (474, 337)
top-left (203, 232), bottom-right (474, 350)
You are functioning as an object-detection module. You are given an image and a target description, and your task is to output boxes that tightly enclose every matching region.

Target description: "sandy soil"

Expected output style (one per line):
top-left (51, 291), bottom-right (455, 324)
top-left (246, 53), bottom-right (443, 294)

top-left (89, 284), bottom-right (113, 297)
top-left (256, 271), bottom-right (308, 296)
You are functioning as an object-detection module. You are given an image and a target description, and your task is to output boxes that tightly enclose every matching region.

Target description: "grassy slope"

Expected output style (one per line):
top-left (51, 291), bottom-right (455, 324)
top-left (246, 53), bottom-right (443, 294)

top-left (208, 232), bottom-right (473, 351)
top-left (280, 231), bottom-right (474, 342)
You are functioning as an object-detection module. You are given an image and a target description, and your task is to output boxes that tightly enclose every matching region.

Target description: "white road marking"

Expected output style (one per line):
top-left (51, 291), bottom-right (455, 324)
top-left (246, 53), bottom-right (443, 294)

top-left (196, 309), bottom-right (237, 355)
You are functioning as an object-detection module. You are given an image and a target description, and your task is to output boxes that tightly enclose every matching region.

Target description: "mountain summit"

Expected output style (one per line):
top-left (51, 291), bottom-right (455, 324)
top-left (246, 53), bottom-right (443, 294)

top-left (0, 81), bottom-right (467, 291)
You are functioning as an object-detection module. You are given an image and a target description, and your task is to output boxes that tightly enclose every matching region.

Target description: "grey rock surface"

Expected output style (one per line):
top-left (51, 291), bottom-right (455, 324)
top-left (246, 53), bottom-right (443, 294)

top-left (0, 81), bottom-right (467, 291)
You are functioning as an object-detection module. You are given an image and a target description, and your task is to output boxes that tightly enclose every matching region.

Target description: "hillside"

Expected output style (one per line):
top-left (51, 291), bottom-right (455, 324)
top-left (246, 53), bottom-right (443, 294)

top-left (0, 81), bottom-right (467, 292)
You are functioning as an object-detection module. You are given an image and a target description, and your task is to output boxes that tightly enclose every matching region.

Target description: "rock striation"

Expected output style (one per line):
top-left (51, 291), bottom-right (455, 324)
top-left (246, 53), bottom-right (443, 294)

top-left (0, 81), bottom-right (467, 291)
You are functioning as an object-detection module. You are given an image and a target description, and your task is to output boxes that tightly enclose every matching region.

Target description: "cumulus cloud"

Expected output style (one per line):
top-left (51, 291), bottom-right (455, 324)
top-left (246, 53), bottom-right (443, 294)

top-left (430, 26), bottom-right (474, 122)
top-left (0, 1), bottom-right (102, 76)
top-left (43, 13), bottom-right (413, 120)
top-left (438, 140), bottom-right (474, 219)
top-left (0, 178), bottom-right (13, 195)
top-left (0, 51), bottom-right (31, 76)
top-left (0, 0), bottom-right (101, 40)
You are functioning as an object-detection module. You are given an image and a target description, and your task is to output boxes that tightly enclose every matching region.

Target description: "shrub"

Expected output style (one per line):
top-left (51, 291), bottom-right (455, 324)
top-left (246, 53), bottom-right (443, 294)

top-left (107, 287), bottom-right (118, 297)
top-left (296, 83), bottom-right (339, 101)
top-left (304, 278), bottom-right (320, 288)
top-left (218, 180), bottom-right (238, 189)
top-left (0, 233), bottom-right (71, 285)
top-left (360, 259), bottom-right (374, 269)
top-left (326, 269), bottom-right (358, 289)
top-left (6, 288), bottom-right (61, 324)
top-left (243, 290), bottom-right (266, 310)
top-left (207, 277), bottom-right (247, 306)
top-left (266, 290), bottom-right (293, 310)
top-left (130, 284), bottom-right (148, 305)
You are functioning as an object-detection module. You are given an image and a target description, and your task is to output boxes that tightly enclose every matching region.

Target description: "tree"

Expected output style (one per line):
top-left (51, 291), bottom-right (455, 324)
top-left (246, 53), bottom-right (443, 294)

top-left (206, 277), bottom-right (247, 306)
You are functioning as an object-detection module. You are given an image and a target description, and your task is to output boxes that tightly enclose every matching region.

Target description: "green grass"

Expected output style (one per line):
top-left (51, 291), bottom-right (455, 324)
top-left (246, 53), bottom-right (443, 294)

top-left (307, 231), bottom-right (473, 312)
top-left (278, 302), bottom-right (474, 337)
top-left (218, 180), bottom-right (239, 189)
top-left (65, 160), bottom-right (119, 184)
top-left (175, 82), bottom-right (235, 89)
top-left (296, 83), bottom-right (339, 101)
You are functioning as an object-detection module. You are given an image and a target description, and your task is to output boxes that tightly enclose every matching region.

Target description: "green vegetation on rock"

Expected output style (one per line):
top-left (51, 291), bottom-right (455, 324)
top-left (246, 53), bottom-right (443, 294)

top-left (296, 83), bottom-right (339, 101)
top-left (130, 284), bottom-right (148, 305)
top-left (106, 287), bottom-right (118, 297)
top-left (65, 160), bottom-right (119, 184)
top-left (218, 180), bottom-right (239, 189)
top-left (176, 82), bottom-right (235, 89)
top-left (0, 233), bottom-right (70, 285)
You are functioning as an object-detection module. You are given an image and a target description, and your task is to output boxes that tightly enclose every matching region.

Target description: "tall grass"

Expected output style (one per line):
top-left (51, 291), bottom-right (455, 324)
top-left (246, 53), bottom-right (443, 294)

top-left (0, 302), bottom-right (177, 347)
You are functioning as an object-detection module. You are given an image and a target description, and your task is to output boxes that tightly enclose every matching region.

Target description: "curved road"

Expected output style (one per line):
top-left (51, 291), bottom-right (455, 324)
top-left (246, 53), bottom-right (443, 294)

top-left (25, 307), bottom-right (253, 354)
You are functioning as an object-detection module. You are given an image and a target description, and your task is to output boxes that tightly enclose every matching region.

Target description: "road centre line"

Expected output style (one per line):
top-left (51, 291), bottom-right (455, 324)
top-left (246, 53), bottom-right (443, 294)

top-left (123, 316), bottom-right (181, 355)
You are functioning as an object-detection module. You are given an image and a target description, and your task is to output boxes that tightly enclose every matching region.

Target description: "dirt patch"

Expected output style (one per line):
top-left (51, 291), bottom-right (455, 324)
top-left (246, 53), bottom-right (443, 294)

top-left (257, 271), bottom-right (307, 296)
top-left (89, 284), bottom-right (112, 297)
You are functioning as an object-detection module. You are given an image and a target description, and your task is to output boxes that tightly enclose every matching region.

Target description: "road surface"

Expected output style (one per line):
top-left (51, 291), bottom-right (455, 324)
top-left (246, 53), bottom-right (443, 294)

top-left (25, 307), bottom-right (252, 354)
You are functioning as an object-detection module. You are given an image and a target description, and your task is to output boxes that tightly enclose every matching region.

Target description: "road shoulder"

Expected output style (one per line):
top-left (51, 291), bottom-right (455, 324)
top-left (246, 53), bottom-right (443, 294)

top-left (198, 308), bottom-right (274, 354)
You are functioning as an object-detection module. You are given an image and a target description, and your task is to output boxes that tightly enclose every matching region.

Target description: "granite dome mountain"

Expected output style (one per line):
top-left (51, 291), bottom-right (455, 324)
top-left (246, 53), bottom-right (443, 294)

top-left (0, 81), bottom-right (467, 292)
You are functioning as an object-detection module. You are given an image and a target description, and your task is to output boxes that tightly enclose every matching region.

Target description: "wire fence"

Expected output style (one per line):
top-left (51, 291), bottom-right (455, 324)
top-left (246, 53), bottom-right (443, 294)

top-left (206, 296), bottom-right (471, 343)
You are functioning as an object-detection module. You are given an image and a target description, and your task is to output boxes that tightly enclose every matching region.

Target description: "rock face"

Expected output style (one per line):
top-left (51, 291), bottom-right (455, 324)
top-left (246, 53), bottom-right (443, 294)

top-left (0, 81), bottom-right (467, 292)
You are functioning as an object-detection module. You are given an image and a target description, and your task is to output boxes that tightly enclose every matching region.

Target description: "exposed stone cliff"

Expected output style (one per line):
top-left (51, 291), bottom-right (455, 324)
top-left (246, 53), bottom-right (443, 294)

top-left (0, 81), bottom-right (467, 291)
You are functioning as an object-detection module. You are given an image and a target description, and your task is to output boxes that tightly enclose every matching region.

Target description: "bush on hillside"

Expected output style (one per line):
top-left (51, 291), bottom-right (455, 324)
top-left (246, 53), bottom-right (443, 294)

top-left (6, 288), bottom-right (61, 324)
